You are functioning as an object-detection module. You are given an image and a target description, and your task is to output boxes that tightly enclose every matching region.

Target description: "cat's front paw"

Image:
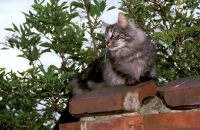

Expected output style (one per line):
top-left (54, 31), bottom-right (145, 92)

top-left (125, 76), bottom-right (139, 86)
top-left (140, 72), bottom-right (152, 82)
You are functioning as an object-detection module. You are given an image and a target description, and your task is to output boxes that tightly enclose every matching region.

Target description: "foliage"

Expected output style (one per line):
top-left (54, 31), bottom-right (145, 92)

top-left (0, 0), bottom-right (107, 129)
top-left (120, 0), bottom-right (200, 85)
top-left (0, 0), bottom-right (200, 129)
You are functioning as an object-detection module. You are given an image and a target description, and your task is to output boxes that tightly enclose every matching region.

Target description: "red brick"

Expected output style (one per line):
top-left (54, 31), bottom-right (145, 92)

top-left (69, 80), bottom-right (157, 115)
top-left (59, 122), bottom-right (82, 130)
top-left (87, 116), bottom-right (144, 130)
top-left (59, 116), bottom-right (144, 130)
top-left (60, 111), bottom-right (200, 130)
top-left (157, 75), bottom-right (200, 109)
top-left (144, 111), bottom-right (200, 130)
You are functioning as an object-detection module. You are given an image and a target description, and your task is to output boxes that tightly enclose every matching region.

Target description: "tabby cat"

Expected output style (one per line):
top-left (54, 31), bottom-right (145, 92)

top-left (71, 12), bottom-right (156, 97)
top-left (54, 12), bottom-right (156, 129)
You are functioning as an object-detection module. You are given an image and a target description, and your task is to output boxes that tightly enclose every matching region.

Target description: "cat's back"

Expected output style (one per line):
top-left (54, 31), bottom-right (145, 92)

top-left (71, 57), bottom-right (107, 96)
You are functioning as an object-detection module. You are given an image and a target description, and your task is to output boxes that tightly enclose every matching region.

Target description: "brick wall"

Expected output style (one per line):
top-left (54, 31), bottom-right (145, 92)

top-left (59, 75), bottom-right (200, 130)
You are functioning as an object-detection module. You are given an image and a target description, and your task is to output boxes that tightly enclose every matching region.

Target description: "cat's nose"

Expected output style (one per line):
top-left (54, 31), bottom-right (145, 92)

top-left (106, 41), bottom-right (109, 45)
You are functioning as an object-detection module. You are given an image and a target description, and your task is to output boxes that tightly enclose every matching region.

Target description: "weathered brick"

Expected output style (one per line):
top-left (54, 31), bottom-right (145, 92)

top-left (157, 75), bottom-right (200, 109)
top-left (69, 80), bottom-right (157, 115)
top-left (59, 122), bottom-right (82, 130)
top-left (60, 111), bottom-right (200, 130)
top-left (144, 111), bottom-right (200, 130)
top-left (59, 116), bottom-right (144, 130)
top-left (87, 116), bottom-right (144, 130)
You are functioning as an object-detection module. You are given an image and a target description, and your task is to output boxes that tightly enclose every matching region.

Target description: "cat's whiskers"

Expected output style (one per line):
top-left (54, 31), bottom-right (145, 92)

top-left (104, 49), bottom-right (108, 62)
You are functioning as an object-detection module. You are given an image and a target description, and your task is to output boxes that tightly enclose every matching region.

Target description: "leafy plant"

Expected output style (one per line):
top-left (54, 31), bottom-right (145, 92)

top-left (0, 0), bottom-right (108, 129)
top-left (120, 0), bottom-right (200, 85)
top-left (0, 0), bottom-right (199, 129)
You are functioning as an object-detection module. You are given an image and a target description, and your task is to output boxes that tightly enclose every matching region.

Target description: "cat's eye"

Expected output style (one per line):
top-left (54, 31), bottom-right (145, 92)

top-left (112, 32), bottom-right (118, 36)
top-left (110, 32), bottom-right (118, 39)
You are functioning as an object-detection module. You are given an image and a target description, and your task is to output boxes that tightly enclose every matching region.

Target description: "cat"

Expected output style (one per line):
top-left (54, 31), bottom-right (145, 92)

top-left (54, 12), bottom-right (156, 129)
top-left (71, 12), bottom-right (156, 97)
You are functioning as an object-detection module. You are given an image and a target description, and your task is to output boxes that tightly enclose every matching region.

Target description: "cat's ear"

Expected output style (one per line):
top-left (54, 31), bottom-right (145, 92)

top-left (101, 21), bottom-right (110, 28)
top-left (117, 12), bottom-right (129, 29)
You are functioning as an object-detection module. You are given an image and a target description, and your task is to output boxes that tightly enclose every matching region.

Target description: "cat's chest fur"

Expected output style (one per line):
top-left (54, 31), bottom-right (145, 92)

top-left (103, 59), bottom-right (126, 86)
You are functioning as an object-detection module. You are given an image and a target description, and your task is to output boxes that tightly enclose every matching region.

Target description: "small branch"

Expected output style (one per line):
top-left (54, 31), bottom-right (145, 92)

top-left (172, 57), bottom-right (188, 76)
top-left (82, 0), bottom-right (98, 59)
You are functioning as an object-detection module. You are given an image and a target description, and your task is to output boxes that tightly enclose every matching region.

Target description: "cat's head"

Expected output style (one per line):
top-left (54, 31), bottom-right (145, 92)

top-left (102, 12), bottom-right (132, 51)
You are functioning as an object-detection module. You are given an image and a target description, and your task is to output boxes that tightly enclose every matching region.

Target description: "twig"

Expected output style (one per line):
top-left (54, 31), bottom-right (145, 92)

top-left (82, 0), bottom-right (98, 59)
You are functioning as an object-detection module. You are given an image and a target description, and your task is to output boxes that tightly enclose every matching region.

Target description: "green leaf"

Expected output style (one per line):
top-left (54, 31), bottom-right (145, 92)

top-left (66, 22), bottom-right (79, 31)
top-left (70, 1), bottom-right (83, 9)
top-left (0, 68), bottom-right (6, 72)
top-left (60, 1), bottom-right (67, 8)
top-left (89, 4), bottom-right (100, 17)
top-left (22, 12), bottom-right (29, 17)
top-left (1, 47), bottom-right (9, 50)
top-left (76, 36), bottom-right (88, 43)
top-left (38, 66), bottom-right (46, 75)
top-left (62, 5), bottom-right (68, 10)
top-left (38, 74), bottom-right (46, 82)
top-left (0, 80), bottom-right (7, 87)
top-left (38, 18), bottom-right (53, 24)
top-left (68, 12), bottom-right (79, 20)
top-left (8, 38), bottom-right (19, 44)
top-left (32, 46), bottom-right (40, 59)
top-left (60, 73), bottom-right (67, 81)
top-left (93, 0), bottom-right (99, 6)
top-left (40, 42), bottom-right (52, 48)
top-left (55, 26), bottom-right (61, 35)
top-left (61, 12), bottom-right (67, 20)
top-left (118, 7), bottom-right (127, 12)
top-left (55, 44), bottom-right (61, 53)
top-left (26, 17), bottom-right (35, 24)
top-left (32, 85), bottom-right (40, 90)
top-left (25, 32), bottom-right (37, 37)
top-left (99, 1), bottom-right (106, 12)
top-left (50, 0), bottom-right (56, 4)
top-left (17, 54), bottom-right (25, 58)
top-left (29, 10), bottom-right (34, 18)
top-left (32, 4), bottom-right (44, 10)
top-left (20, 25), bottom-right (24, 34)
top-left (47, 2), bottom-right (51, 12)
top-left (41, 48), bottom-right (51, 54)
top-left (12, 23), bottom-right (19, 32)
top-left (85, 0), bottom-right (90, 4)
top-left (107, 6), bottom-right (116, 11)
top-left (4, 28), bottom-right (15, 32)
top-left (33, 123), bottom-right (43, 130)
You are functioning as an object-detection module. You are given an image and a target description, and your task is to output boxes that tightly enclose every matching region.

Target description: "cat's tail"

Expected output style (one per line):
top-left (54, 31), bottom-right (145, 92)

top-left (53, 99), bottom-right (80, 130)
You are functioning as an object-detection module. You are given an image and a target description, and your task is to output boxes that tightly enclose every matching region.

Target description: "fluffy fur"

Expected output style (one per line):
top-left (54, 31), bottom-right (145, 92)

top-left (71, 12), bottom-right (156, 97)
